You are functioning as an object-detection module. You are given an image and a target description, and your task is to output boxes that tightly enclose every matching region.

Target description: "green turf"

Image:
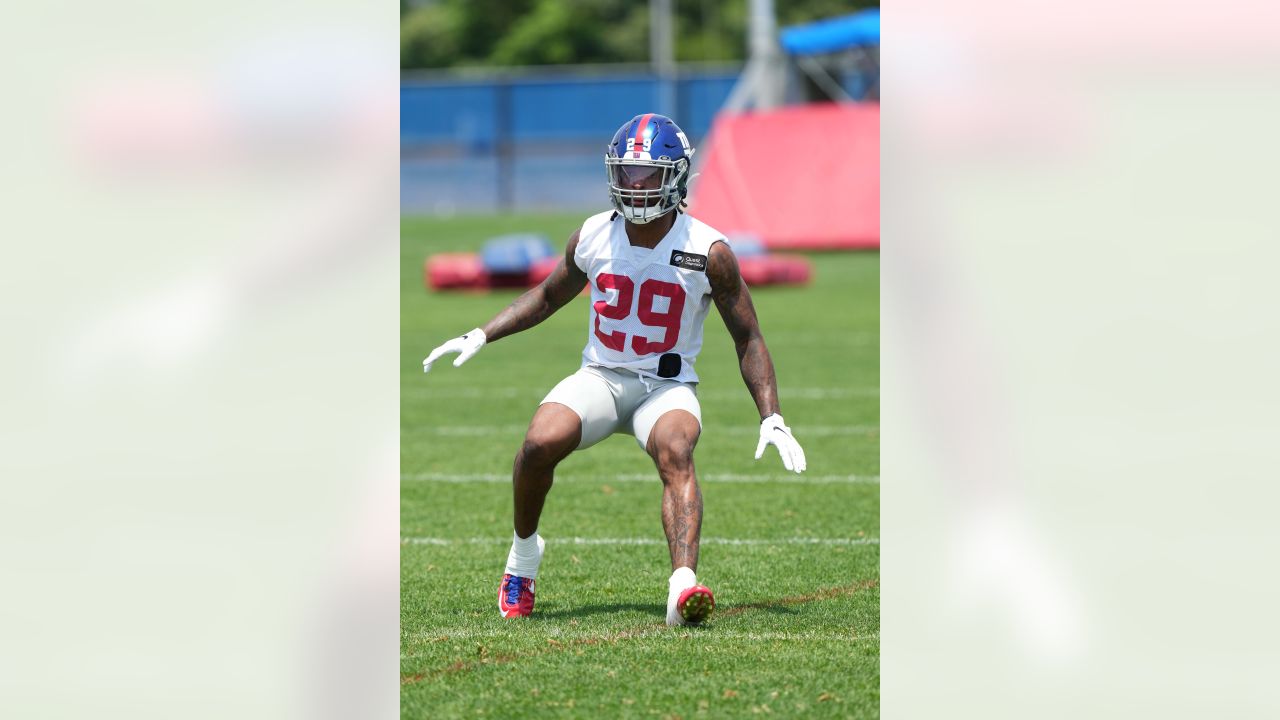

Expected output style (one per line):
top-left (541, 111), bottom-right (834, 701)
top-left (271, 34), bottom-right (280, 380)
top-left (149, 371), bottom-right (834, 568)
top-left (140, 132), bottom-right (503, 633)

top-left (402, 213), bottom-right (879, 718)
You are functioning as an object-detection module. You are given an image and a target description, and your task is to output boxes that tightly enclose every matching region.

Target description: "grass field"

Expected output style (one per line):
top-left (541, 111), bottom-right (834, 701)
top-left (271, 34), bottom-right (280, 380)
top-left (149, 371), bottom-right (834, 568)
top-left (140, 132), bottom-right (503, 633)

top-left (401, 213), bottom-right (879, 719)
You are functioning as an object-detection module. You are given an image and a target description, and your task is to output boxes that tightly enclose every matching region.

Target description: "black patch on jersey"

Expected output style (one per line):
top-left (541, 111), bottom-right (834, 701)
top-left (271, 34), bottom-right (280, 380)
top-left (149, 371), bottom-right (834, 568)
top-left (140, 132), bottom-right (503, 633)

top-left (670, 250), bottom-right (708, 272)
top-left (657, 353), bottom-right (682, 378)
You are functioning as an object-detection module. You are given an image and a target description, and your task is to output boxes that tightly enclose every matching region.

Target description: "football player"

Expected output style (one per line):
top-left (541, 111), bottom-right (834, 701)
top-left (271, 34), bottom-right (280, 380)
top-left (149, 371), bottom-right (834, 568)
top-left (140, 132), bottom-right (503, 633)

top-left (423, 113), bottom-right (806, 625)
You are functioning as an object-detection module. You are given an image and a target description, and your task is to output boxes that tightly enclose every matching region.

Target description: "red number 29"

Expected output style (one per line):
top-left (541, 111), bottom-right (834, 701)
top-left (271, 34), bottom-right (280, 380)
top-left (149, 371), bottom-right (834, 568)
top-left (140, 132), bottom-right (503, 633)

top-left (592, 273), bottom-right (686, 355)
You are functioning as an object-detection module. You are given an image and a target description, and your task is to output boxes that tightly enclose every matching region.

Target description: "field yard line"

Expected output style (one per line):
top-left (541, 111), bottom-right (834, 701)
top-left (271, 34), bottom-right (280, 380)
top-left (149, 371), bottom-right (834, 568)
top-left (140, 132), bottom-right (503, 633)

top-left (401, 472), bottom-right (879, 484)
top-left (406, 629), bottom-right (879, 644)
top-left (405, 386), bottom-right (878, 400)
top-left (417, 425), bottom-right (878, 437)
top-left (401, 536), bottom-right (879, 546)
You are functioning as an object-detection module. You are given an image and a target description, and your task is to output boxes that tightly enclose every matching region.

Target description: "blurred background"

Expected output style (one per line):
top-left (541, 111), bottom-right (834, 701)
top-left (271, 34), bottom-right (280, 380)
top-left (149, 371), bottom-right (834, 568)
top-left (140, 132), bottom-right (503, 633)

top-left (1, 5), bottom-right (399, 719)
top-left (400, 0), bottom-right (878, 219)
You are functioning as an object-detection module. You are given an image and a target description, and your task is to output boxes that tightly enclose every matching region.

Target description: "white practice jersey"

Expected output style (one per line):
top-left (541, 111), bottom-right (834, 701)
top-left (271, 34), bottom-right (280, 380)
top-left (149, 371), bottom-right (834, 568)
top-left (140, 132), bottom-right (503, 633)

top-left (573, 210), bottom-right (728, 384)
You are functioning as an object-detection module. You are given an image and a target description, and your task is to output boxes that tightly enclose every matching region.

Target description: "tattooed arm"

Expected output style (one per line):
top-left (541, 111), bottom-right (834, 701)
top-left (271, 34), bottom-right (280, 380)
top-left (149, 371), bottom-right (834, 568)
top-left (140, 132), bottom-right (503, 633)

top-left (481, 230), bottom-right (588, 342)
top-left (423, 232), bottom-right (587, 373)
top-left (707, 241), bottom-right (780, 420)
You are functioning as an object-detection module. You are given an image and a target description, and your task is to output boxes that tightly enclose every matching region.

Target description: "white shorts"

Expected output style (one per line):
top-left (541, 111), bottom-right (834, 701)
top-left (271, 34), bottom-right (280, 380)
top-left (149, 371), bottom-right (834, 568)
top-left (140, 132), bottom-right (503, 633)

top-left (540, 365), bottom-right (702, 451)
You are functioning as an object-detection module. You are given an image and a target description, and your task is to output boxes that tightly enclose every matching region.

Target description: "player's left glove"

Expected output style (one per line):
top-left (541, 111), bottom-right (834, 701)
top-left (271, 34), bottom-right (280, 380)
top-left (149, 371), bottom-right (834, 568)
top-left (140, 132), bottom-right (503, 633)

top-left (754, 413), bottom-right (807, 473)
top-left (423, 328), bottom-right (486, 373)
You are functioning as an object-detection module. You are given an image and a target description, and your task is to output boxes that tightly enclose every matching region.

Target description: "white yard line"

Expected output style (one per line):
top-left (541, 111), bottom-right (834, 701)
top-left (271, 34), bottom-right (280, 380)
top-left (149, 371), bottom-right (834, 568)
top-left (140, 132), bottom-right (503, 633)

top-left (401, 472), bottom-right (879, 484)
top-left (402, 387), bottom-right (529, 398)
top-left (415, 425), bottom-right (878, 437)
top-left (700, 388), bottom-right (879, 401)
top-left (401, 536), bottom-right (879, 547)
top-left (405, 386), bottom-right (878, 401)
top-left (405, 629), bottom-right (878, 644)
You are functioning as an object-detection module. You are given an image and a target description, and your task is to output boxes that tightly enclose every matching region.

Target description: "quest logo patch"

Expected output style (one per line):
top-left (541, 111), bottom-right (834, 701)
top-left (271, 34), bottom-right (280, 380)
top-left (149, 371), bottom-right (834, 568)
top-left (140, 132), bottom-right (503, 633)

top-left (670, 250), bottom-right (708, 272)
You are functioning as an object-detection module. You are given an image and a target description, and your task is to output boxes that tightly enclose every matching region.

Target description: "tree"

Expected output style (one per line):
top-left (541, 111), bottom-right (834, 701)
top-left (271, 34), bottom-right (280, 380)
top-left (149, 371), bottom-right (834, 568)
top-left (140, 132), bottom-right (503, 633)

top-left (401, 0), bottom-right (877, 70)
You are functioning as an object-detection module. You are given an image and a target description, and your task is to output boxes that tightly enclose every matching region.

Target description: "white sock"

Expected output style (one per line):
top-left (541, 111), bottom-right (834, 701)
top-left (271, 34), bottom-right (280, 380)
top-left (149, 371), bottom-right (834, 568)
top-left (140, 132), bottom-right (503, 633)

top-left (666, 566), bottom-right (697, 626)
top-left (669, 566), bottom-right (697, 592)
top-left (504, 531), bottom-right (544, 579)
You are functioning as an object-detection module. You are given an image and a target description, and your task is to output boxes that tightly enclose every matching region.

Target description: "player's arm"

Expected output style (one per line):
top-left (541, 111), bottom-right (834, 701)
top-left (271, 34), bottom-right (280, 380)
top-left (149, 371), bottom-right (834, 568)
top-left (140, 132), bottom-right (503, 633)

top-left (423, 231), bottom-right (588, 372)
top-left (707, 241), bottom-right (807, 472)
top-left (481, 230), bottom-right (588, 342)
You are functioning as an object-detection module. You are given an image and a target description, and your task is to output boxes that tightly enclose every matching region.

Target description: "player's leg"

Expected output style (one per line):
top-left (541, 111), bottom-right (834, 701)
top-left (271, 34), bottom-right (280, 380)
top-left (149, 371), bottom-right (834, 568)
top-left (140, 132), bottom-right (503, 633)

top-left (646, 409), bottom-right (703, 572)
top-left (512, 402), bottom-right (580, 539)
top-left (500, 368), bottom-right (621, 618)
top-left (499, 403), bottom-right (578, 618)
top-left (631, 383), bottom-right (715, 625)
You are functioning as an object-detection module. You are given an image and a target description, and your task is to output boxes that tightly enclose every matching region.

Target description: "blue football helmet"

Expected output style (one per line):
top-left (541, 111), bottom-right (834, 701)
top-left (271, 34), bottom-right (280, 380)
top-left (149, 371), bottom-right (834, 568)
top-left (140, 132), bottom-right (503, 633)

top-left (605, 113), bottom-right (695, 224)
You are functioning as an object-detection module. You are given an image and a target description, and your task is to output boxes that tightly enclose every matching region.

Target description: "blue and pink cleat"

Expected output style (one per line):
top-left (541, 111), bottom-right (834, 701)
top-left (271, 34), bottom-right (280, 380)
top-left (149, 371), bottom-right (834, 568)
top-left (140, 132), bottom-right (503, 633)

top-left (499, 574), bottom-right (536, 618)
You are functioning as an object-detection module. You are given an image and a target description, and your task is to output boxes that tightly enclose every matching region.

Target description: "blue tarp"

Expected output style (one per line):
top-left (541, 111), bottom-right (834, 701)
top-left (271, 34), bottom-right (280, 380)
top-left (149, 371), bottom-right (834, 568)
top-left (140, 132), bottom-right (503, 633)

top-left (480, 234), bottom-right (555, 274)
top-left (780, 10), bottom-right (880, 56)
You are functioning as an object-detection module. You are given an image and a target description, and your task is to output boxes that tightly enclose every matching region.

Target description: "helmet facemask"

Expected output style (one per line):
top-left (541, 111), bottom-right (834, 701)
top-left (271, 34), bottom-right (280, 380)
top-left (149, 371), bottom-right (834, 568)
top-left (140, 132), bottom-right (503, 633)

top-left (605, 156), bottom-right (690, 225)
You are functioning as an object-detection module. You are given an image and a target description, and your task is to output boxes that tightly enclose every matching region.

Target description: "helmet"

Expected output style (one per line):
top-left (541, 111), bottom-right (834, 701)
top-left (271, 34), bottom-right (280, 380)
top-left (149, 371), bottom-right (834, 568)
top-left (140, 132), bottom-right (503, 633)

top-left (605, 113), bottom-right (695, 224)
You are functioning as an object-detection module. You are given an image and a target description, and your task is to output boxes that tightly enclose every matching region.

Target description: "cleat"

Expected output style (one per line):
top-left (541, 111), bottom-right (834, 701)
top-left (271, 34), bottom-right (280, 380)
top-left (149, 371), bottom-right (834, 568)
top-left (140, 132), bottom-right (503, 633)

top-left (499, 574), bottom-right (536, 618)
top-left (677, 585), bottom-right (715, 624)
top-left (499, 534), bottom-right (545, 618)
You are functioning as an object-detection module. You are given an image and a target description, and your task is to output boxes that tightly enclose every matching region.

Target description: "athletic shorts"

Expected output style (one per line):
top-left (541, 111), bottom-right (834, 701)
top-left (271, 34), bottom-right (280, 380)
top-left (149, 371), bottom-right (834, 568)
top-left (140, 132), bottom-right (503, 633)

top-left (540, 365), bottom-right (702, 451)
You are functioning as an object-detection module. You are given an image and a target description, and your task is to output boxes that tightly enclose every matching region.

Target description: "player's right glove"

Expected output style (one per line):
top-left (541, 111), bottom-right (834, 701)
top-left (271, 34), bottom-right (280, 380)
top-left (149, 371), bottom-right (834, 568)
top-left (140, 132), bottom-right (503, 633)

top-left (423, 328), bottom-right (486, 373)
top-left (754, 413), bottom-right (807, 473)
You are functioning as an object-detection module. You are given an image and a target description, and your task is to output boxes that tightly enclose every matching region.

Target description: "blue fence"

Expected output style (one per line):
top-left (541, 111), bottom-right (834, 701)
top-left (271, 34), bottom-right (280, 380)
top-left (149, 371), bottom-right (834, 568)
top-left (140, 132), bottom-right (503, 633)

top-left (401, 67), bottom-right (740, 214)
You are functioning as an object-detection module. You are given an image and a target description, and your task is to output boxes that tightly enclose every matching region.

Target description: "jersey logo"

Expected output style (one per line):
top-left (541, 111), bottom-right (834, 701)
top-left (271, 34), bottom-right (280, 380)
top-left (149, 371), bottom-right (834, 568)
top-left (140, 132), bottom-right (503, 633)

top-left (670, 250), bottom-right (707, 272)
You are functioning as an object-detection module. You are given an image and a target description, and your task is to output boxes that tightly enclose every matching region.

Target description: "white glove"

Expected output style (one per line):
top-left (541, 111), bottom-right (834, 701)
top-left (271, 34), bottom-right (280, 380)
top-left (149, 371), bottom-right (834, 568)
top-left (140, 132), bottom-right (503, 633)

top-left (423, 328), bottom-right (487, 373)
top-left (754, 413), bottom-right (807, 473)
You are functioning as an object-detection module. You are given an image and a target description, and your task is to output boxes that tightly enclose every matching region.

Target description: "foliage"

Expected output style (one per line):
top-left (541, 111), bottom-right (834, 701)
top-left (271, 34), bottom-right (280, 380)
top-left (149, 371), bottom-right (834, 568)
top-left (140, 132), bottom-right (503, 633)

top-left (402, 0), bottom-right (877, 69)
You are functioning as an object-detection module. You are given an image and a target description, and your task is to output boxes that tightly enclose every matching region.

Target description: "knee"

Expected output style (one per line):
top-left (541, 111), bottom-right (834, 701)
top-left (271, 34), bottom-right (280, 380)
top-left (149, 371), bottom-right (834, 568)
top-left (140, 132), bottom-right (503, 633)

top-left (517, 428), bottom-right (573, 470)
top-left (655, 434), bottom-right (697, 475)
